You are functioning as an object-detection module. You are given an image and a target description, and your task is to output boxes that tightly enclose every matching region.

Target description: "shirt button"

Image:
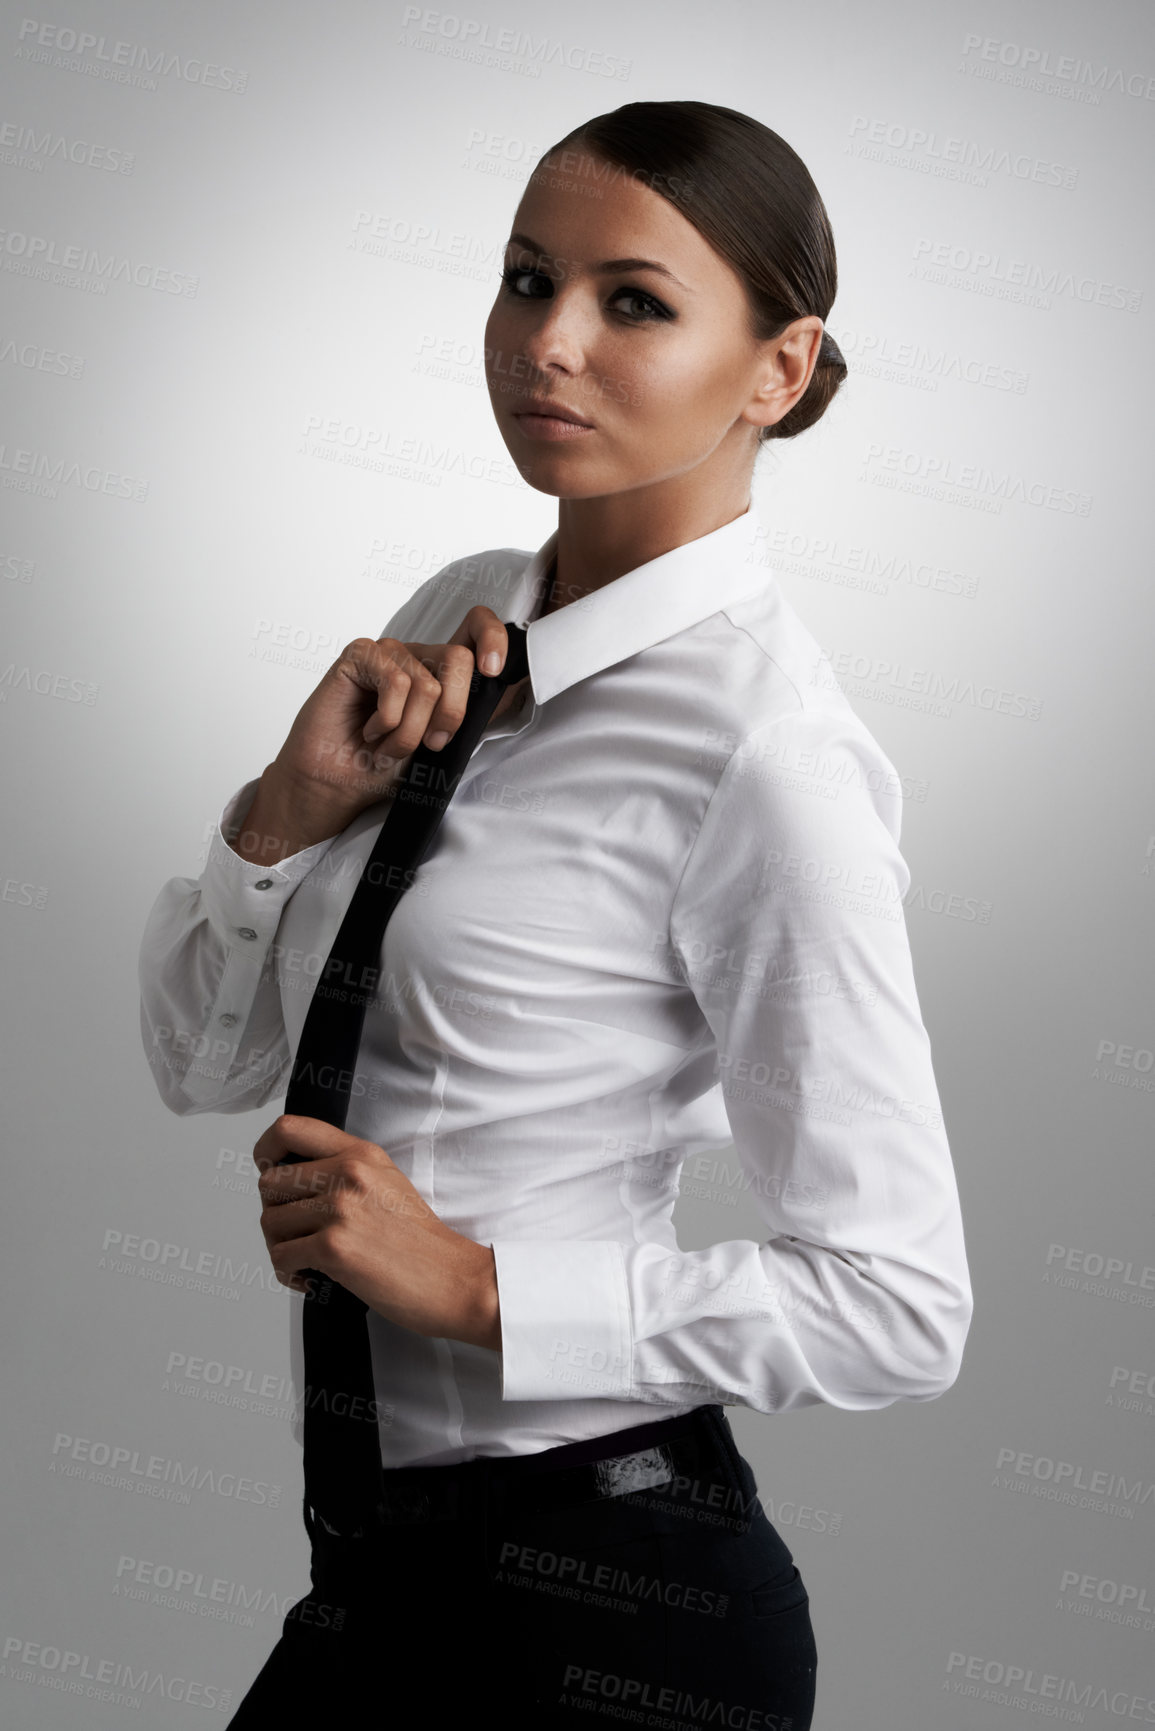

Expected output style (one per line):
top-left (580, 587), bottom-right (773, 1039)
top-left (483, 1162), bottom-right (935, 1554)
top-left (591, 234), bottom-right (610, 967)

top-left (237, 927), bottom-right (258, 941)
top-left (219, 1013), bottom-right (238, 1028)
top-left (254, 878), bottom-right (275, 891)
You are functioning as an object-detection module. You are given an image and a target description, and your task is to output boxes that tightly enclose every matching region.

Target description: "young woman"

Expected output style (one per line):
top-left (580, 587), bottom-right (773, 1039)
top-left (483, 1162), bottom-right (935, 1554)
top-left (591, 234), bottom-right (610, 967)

top-left (140, 100), bottom-right (973, 1728)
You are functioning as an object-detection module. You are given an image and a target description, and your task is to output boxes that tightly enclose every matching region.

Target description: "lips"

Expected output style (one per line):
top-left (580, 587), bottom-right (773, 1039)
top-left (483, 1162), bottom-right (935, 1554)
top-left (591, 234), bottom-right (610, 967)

top-left (512, 401), bottom-right (594, 428)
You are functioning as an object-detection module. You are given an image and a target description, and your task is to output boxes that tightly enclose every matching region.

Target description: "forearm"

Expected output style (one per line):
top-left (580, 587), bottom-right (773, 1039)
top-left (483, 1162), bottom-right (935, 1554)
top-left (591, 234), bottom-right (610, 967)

top-left (453, 1243), bottom-right (502, 1353)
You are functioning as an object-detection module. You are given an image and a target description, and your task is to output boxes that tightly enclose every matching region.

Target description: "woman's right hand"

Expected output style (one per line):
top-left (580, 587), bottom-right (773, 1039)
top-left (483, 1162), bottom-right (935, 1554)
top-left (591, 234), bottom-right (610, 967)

top-left (231, 607), bottom-right (516, 864)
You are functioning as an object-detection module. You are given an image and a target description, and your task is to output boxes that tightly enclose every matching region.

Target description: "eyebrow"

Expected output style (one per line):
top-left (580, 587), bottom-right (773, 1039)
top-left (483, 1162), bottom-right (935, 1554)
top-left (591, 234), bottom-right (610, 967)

top-left (506, 231), bottom-right (689, 292)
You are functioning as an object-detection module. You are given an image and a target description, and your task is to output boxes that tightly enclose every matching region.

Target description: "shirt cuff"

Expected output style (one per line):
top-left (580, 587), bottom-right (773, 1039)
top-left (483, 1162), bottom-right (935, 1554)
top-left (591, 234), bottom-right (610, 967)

top-left (176, 780), bottom-right (340, 1109)
top-left (491, 1240), bottom-right (633, 1402)
top-left (200, 778), bottom-right (340, 941)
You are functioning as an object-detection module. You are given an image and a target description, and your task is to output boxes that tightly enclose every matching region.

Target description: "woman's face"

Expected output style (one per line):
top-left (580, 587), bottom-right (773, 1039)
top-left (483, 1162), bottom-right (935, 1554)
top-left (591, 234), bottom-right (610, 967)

top-left (484, 148), bottom-right (819, 500)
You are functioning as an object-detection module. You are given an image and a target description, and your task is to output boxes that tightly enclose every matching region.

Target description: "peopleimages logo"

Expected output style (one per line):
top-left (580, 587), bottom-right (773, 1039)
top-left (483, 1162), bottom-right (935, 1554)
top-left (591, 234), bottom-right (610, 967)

top-left (816, 648), bottom-right (1044, 720)
top-left (0, 441), bottom-right (148, 500)
top-left (49, 1430), bottom-right (281, 1508)
top-left (0, 120), bottom-right (135, 173)
top-left (911, 236), bottom-right (1141, 313)
top-left (14, 18), bottom-right (249, 92)
top-left (944, 1650), bottom-right (1155, 1722)
top-left (99, 1228), bottom-right (287, 1299)
top-left (1058, 1568), bottom-right (1155, 1620)
top-left (2, 1635), bottom-right (231, 1713)
top-left (860, 440), bottom-right (1093, 514)
top-left (994, 1444), bottom-right (1154, 1520)
top-left (497, 1542), bottom-right (731, 1617)
top-left (0, 226), bottom-right (198, 294)
top-left (0, 663), bottom-right (97, 703)
top-left (830, 327), bottom-right (1025, 400)
top-left (396, 8), bottom-right (632, 81)
top-left (114, 1553), bottom-right (346, 1629)
top-left (0, 336), bottom-right (85, 378)
top-left (847, 114), bottom-right (1079, 188)
top-left (959, 32), bottom-right (1155, 101)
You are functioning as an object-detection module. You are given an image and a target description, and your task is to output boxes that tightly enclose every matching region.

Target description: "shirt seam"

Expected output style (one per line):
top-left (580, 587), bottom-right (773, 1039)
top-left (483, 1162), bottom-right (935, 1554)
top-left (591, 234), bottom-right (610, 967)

top-left (718, 604), bottom-right (811, 717)
top-left (665, 702), bottom-right (804, 947)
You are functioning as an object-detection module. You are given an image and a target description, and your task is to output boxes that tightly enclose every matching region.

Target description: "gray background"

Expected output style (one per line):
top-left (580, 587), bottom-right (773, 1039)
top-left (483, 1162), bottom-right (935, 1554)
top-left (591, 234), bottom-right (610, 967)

top-left (2, 0), bottom-right (1152, 1724)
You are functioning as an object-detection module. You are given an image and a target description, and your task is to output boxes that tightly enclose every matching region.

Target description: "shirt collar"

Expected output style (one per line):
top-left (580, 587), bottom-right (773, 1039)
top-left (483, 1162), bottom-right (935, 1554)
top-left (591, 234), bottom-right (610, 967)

top-left (505, 504), bottom-right (769, 705)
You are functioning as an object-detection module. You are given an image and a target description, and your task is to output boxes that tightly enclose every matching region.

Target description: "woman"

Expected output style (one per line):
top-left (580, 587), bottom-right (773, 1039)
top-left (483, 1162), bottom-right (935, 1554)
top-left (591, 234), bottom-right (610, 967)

top-left (139, 101), bottom-right (973, 1727)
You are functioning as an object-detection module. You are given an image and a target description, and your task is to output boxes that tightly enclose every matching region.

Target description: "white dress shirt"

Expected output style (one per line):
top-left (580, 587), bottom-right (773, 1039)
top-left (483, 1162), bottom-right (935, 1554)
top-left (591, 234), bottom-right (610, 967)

top-left (138, 503), bottom-right (973, 1469)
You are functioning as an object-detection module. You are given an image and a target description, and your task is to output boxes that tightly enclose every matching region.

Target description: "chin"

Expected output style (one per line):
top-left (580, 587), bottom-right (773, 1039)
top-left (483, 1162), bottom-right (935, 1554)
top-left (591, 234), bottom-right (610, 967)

top-left (513, 470), bottom-right (617, 501)
top-left (501, 449), bottom-right (594, 495)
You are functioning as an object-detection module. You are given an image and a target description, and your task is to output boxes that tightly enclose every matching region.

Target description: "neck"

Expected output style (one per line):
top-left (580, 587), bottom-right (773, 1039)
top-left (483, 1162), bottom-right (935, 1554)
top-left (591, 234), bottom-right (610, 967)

top-left (543, 483), bottom-right (753, 616)
top-left (539, 552), bottom-right (560, 618)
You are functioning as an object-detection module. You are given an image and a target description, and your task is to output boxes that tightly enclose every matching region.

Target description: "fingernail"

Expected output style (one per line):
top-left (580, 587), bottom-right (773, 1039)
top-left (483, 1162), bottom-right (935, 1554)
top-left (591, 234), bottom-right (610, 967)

top-left (481, 651), bottom-right (501, 675)
top-left (427, 730), bottom-right (450, 751)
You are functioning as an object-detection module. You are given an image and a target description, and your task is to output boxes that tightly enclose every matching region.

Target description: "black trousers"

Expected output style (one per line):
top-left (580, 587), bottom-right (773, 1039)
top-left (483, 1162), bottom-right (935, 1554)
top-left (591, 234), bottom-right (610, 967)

top-left (226, 1405), bottom-right (817, 1728)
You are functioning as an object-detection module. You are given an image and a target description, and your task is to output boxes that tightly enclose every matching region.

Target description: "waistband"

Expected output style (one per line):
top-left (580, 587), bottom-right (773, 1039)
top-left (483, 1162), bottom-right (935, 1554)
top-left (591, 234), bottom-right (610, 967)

top-left (306, 1404), bottom-right (744, 1540)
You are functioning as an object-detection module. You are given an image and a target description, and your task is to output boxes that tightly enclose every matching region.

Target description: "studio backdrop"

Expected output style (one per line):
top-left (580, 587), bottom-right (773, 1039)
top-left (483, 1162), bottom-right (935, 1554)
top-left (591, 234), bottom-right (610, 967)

top-left (2, 1), bottom-right (1152, 1726)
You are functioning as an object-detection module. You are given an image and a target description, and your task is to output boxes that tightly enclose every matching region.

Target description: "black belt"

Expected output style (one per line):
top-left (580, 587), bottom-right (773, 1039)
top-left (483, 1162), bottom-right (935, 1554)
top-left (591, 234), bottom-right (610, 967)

top-left (306, 1404), bottom-right (746, 1538)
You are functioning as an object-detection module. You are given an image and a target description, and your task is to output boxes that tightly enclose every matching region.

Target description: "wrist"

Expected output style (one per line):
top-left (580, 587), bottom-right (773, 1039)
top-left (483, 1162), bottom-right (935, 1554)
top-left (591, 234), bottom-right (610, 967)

top-left (228, 763), bottom-right (344, 865)
top-left (457, 1242), bottom-right (501, 1353)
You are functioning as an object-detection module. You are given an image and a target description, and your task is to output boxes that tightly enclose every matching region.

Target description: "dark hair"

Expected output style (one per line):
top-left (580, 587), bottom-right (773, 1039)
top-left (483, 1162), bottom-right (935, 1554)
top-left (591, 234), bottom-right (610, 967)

top-left (536, 101), bottom-right (847, 443)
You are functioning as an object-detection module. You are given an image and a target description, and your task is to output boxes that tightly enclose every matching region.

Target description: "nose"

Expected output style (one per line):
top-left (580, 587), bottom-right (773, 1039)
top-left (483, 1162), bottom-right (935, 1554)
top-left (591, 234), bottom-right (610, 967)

top-left (518, 288), bottom-right (587, 377)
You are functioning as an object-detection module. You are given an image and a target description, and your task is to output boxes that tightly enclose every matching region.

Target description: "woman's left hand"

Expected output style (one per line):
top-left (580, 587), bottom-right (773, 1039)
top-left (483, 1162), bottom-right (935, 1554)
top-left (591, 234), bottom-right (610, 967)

top-left (253, 1114), bottom-right (501, 1351)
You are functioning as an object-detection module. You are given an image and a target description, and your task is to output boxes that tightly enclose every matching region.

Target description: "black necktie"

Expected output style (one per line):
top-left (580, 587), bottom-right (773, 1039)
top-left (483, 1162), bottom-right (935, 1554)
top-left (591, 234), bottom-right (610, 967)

top-left (278, 623), bottom-right (531, 1534)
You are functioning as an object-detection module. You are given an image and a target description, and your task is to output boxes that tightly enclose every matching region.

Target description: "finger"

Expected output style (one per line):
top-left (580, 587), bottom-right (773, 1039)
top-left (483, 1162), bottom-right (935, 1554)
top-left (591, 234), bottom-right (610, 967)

top-left (449, 606), bottom-right (508, 679)
top-left (260, 1188), bottom-right (333, 1245)
top-left (351, 639), bottom-right (441, 752)
top-left (258, 1158), bottom-right (336, 1207)
top-left (418, 643), bottom-right (477, 751)
top-left (257, 1127), bottom-right (396, 1221)
top-left (263, 1216), bottom-right (335, 1292)
top-left (253, 1113), bottom-right (355, 1174)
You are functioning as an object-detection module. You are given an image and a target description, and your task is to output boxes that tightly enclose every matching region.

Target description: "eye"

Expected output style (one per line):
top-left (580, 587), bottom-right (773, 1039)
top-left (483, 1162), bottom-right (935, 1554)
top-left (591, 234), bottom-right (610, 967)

top-left (611, 288), bottom-right (671, 322)
top-left (498, 266), bottom-right (671, 323)
top-left (499, 264), bottom-right (551, 300)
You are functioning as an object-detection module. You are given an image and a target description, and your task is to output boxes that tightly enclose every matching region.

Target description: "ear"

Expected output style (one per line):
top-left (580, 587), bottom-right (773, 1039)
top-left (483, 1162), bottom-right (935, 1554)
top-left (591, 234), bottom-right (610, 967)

top-left (743, 316), bottom-right (825, 435)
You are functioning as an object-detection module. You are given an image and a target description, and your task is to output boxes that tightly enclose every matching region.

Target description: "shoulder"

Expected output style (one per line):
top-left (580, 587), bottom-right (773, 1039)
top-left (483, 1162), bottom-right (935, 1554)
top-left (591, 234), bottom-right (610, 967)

top-left (682, 576), bottom-right (907, 844)
top-left (670, 683), bottom-right (913, 936)
top-left (666, 580), bottom-right (918, 934)
top-left (377, 546), bottom-right (530, 642)
top-left (715, 575), bottom-right (860, 735)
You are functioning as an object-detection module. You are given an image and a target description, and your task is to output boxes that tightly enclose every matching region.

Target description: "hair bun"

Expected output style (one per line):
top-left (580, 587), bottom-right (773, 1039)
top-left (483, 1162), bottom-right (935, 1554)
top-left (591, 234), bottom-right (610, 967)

top-left (819, 329), bottom-right (847, 372)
